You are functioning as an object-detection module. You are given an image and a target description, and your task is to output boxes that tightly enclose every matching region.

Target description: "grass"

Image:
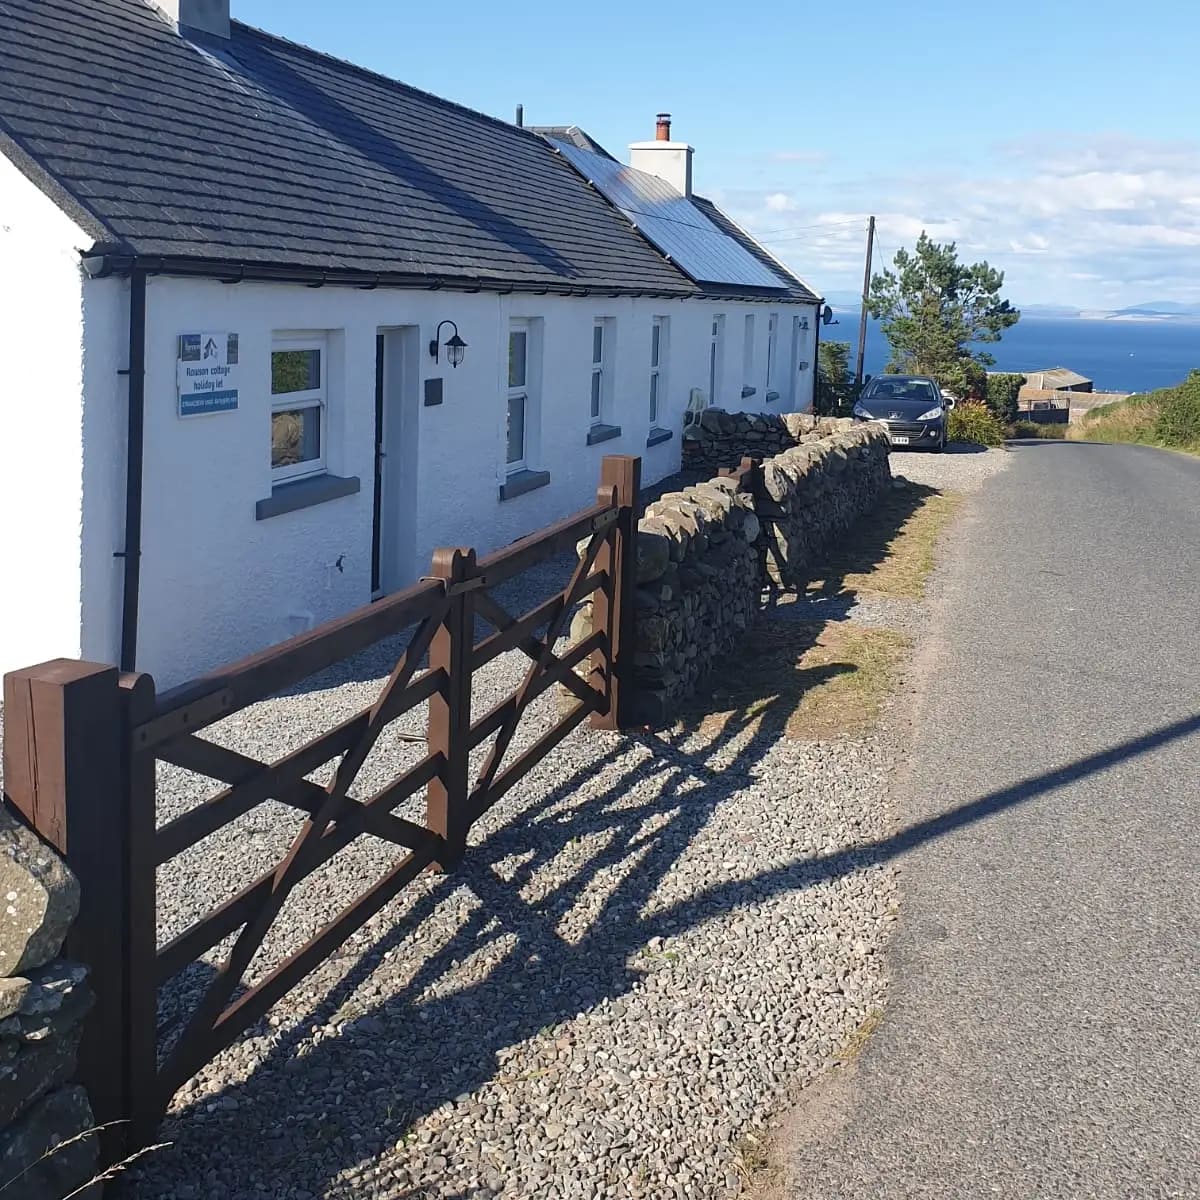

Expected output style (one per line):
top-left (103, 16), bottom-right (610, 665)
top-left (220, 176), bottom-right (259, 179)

top-left (804, 488), bottom-right (964, 602)
top-left (688, 620), bottom-right (911, 742)
top-left (1067, 392), bottom-right (1160, 445)
top-left (680, 484), bottom-right (957, 741)
top-left (834, 1007), bottom-right (885, 1064)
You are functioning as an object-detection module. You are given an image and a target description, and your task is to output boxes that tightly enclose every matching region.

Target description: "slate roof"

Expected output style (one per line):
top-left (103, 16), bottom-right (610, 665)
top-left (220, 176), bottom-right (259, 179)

top-left (1024, 368), bottom-right (1093, 390)
top-left (0, 0), bottom-right (698, 295)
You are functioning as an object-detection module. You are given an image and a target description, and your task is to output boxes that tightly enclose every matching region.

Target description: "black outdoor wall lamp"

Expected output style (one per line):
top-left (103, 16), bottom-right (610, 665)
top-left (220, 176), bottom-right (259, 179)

top-left (429, 320), bottom-right (467, 368)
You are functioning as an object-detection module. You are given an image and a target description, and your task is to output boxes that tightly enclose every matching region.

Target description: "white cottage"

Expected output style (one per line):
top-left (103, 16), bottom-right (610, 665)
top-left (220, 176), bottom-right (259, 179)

top-left (0, 0), bottom-right (823, 687)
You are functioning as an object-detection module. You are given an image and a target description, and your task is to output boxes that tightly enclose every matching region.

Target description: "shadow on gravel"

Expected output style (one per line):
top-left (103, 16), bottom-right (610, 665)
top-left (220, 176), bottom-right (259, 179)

top-left (130, 689), bottom-right (823, 1198)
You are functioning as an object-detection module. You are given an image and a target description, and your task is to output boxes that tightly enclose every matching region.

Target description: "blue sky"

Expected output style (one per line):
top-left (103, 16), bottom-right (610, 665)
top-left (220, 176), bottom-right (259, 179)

top-left (237, 0), bottom-right (1200, 308)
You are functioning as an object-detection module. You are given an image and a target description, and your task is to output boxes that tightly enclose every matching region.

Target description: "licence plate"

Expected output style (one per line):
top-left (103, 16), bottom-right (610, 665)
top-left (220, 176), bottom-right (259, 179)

top-left (889, 435), bottom-right (910, 445)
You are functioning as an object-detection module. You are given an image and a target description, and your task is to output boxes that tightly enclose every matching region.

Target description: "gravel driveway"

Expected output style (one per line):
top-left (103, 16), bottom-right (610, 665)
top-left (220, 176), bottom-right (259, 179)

top-left (887, 442), bottom-right (1010, 493)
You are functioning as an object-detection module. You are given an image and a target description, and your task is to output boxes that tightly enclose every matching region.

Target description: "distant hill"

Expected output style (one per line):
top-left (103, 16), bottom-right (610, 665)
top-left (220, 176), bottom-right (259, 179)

top-left (1115, 301), bottom-right (1200, 318)
top-left (1018, 304), bottom-right (1082, 318)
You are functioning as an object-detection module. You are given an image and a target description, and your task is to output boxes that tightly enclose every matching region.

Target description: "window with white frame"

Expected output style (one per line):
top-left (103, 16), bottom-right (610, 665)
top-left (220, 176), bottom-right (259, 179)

top-left (271, 336), bottom-right (327, 482)
top-left (507, 321), bottom-right (530, 471)
top-left (709, 314), bottom-right (725, 406)
top-left (590, 319), bottom-right (613, 426)
top-left (743, 313), bottom-right (755, 388)
top-left (649, 316), bottom-right (668, 426)
top-left (767, 313), bottom-right (780, 394)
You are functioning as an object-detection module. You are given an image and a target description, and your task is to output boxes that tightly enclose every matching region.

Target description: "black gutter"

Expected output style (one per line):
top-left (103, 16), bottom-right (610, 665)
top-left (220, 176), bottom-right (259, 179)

top-left (81, 252), bottom-right (812, 306)
top-left (119, 269), bottom-right (147, 672)
top-left (812, 310), bottom-right (822, 414)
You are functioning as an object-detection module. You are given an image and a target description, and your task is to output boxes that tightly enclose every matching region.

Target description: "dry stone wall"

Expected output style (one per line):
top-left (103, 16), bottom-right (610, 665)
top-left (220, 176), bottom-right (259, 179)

top-left (681, 408), bottom-right (822, 473)
top-left (574, 419), bottom-right (892, 726)
top-left (0, 809), bottom-right (96, 1200)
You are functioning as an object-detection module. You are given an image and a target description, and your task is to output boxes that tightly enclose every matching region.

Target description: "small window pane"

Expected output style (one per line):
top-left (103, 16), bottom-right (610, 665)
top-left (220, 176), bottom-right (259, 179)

top-left (590, 371), bottom-right (602, 420)
top-left (650, 373), bottom-right (659, 423)
top-left (651, 323), bottom-right (661, 367)
top-left (508, 330), bottom-right (527, 388)
top-left (593, 324), bottom-right (604, 365)
top-left (271, 407), bottom-right (322, 469)
top-left (271, 349), bottom-right (321, 395)
top-left (507, 394), bottom-right (526, 464)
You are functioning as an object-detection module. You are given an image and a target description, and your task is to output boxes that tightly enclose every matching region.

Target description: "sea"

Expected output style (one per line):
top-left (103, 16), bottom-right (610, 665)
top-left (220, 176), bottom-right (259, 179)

top-left (828, 313), bottom-right (1200, 395)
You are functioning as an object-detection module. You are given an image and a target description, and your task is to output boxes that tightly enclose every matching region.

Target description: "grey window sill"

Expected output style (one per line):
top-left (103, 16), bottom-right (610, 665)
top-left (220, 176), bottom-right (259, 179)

top-left (499, 468), bottom-right (551, 501)
top-left (256, 473), bottom-right (360, 521)
top-left (741, 385), bottom-right (757, 399)
top-left (646, 428), bottom-right (674, 447)
top-left (765, 390), bottom-right (781, 404)
top-left (586, 423), bottom-right (622, 446)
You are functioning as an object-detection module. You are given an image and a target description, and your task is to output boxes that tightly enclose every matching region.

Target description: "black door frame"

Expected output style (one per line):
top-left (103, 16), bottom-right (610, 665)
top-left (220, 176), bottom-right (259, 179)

top-left (370, 333), bottom-right (385, 595)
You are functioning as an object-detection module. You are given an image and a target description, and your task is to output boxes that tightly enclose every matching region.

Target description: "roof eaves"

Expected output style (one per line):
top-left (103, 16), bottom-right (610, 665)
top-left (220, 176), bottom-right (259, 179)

top-left (82, 250), bottom-right (703, 299)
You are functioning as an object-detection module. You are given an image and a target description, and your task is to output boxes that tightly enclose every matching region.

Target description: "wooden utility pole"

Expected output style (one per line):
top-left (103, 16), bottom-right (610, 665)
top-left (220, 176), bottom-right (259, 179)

top-left (854, 215), bottom-right (876, 390)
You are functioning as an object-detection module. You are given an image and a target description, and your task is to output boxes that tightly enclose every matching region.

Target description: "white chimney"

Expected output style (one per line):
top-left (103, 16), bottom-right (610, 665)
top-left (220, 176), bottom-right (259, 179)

top-left (154, 0), bottom-right (230, 38)
top-left (629, 113), bottom-right (694, 199)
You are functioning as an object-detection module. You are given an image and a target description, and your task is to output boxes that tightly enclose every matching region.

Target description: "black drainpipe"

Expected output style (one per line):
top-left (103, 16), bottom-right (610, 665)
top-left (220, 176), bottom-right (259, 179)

top-left (119, 268), bottom-right (147, 672)
top-left (812, 304), bottom-right (822, 414)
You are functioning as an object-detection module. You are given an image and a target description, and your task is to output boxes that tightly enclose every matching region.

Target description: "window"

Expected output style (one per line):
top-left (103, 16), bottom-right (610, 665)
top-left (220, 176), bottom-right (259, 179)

top-left (767, 313), bottom-right (779, 390)
top-left (271, 337), bottom-right (326, 482)
top-left (649, 316), bottom-right (668, 426)
top-left (590, 319), bottom-right (613, 426)
top-left (743, 314), bottom-right (755, 388)
top-left (709, 314), bottom-right (725, 406)
top-left (507, 322), bottom-right (529, 471)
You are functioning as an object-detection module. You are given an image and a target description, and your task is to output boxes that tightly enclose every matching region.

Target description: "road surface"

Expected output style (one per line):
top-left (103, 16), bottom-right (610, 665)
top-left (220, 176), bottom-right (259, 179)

top-left (781, 441), bottom-right (1200, 1198)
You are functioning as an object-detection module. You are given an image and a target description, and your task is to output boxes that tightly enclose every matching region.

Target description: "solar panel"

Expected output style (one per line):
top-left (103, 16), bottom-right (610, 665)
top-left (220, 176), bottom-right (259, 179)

top-left (550, 140), bottom-right (789, 290)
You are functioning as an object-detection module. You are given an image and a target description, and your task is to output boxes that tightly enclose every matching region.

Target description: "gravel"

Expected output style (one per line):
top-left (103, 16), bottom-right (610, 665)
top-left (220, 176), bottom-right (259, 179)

top-left (110, 550), bottom-right (900, 1200)
top-left (888, 443), bottom-right (1011, 493)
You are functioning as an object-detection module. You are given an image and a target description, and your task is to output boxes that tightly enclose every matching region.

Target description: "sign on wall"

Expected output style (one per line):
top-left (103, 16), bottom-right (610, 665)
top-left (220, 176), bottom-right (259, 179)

top-left (177, 332), bottom-right (240, 416)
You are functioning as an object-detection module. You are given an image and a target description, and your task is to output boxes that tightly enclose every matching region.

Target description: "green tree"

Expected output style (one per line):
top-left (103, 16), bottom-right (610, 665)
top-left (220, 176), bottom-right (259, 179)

top-left (818, 339), bottom-right (850, 389)
top-left (985, 372), bottom-right (1027, 425)
top-left (816, 339), bottom-right (853, 415)
top-left (868, 232), bottom-right (1019, 398)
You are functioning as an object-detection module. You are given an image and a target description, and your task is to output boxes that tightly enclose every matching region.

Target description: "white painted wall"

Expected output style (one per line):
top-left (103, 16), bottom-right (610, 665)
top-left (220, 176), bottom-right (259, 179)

top-left (0, 158), bottom-right (91, 679)
top-left (65, 270), bottom-right (815, 688)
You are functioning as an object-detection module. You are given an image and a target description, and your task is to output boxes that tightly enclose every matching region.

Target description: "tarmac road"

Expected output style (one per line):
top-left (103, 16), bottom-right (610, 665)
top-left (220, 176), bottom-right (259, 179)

top-left (781, 441), bottom-right (1200, 1199)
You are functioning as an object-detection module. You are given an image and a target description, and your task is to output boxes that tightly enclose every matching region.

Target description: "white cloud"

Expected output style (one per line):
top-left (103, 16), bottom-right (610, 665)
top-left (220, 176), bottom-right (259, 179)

top-left (713, 135), bottom-right (1200, 306)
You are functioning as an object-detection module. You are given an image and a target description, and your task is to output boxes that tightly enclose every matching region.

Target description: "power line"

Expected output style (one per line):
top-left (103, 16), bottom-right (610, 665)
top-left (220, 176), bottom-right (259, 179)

top-left (754, 216), bottom-right (869, 238)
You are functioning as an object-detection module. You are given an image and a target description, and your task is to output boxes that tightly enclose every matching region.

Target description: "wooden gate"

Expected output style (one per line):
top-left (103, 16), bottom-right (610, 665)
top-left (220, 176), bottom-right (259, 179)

top-left (1, 456), bottom-right (639, 1157)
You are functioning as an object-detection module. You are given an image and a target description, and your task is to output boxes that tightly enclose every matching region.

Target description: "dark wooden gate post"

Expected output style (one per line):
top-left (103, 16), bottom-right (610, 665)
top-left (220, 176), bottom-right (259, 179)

top-left (120, 671), bottom-right (160, 1148)
top-left (592, 455), bottom-right (641, 730)
top-left (426, 547), bottom-right (475, 869)
top-left (1, 659), bottom-right (149, 1159)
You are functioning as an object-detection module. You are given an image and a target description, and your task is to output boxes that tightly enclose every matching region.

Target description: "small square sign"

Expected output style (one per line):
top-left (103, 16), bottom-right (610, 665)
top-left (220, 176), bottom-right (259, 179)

top-left (177, 331), bottom-right (240, 417)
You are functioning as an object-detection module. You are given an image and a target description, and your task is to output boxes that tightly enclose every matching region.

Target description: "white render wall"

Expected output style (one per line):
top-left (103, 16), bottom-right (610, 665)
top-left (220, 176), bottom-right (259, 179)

top-left (0, 158), bottom-right (91, 679)
top-left (72, 273), bottom-right (816, 688)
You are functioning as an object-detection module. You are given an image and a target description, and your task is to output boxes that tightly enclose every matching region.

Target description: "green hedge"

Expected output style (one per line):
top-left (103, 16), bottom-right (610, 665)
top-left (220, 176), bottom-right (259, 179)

top-left (1009, 420), bottom-right (1066, 440)
top-left (1154, 371), bottom-right (1200, 447)
top-left (985, 373), bottom-right (1026, 425)
top-left (948, 401), bottom-right (1005, 447)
